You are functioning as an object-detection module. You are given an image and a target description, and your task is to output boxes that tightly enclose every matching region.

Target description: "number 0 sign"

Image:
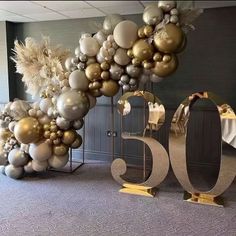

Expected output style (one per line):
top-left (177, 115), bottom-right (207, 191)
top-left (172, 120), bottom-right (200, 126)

top-left (111, 91), bottom-right (236, 207)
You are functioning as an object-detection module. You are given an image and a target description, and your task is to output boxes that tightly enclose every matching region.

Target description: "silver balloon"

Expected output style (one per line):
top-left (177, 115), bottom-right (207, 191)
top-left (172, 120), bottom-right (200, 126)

top-left (56, 117), bottom-right (71, 130)
top-left (65, 57), bottom-right (77, 72)
top-left (103, 14), bottom-right (124, 34)
top-left (120, 75), bottom-right (130, 84)
top-left (5, 164), bottom-right (24, 179)
top-left (143, 4), bottom-right (164, 25)
top-left (57, 90), bottom-right (90, 121)
top-left (126, 64), bottom-right (141, 78)
top-left (8, 148), bottom-right (29, 167)
top-left (122, 84), bottom-right (130, 92)
top-left (158, 1), bottom-right (176, 12)
top-left (129, 78), bottom-right (137, 86)
top-left (109, 63), bottom-right (124, 81)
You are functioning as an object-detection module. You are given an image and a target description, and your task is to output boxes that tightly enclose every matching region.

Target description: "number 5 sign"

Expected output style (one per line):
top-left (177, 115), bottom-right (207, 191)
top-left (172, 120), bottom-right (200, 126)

top-left (111, 91), bottom-right (236, 207)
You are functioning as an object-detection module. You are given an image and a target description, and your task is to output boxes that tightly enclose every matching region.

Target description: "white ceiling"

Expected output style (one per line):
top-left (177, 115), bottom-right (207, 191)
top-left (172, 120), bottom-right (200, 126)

top-left (0, 1), bottom-right (235, 23)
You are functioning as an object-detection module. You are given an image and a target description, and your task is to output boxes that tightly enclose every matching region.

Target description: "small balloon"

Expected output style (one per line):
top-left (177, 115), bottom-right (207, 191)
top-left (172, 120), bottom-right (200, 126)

top-left (100, 80), bottom-right (119, 97)
top-left (132, 39), bottom-right (154, 61)
top-left (8, 148), bottom-right (29, 167)
top-left (24, 161), bottom-right (34, 173)
top-left (80, 37), bottom-right (100, 57)
top-left (158, 1), bottom-right (176, 12)
top-left (73, 119), bottom-right (84, 130)
top-left (5, 164), bottom-right (24, 179)
top-left (109, 63), bottom-right (124, 81)
top-left (71, 135), bottom-right (82, 149)
top-left (143, 4), bottom-right (163, 25)
top-left (126, 64), bottom-right (142, 78)
top-left (53, 143), bottom-right (69, 156)
top-left (62, 130), bottom-right (77, 145)
top-left (85, 63), bottom-right (102, 81)
top-left (114, 48), bottom-right (131, 66)
top-left (69, 70), bottom-right (89, 91)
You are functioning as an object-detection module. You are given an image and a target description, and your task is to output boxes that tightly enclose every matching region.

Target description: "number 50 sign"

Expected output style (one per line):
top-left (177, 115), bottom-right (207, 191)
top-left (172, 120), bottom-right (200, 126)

top-left (111, 91), bottom-right (236, 207)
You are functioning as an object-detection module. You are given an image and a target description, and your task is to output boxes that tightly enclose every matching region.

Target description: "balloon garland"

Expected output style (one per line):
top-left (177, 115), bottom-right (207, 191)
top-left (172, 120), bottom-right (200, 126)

top-left (0, 1), bottom-right (202, 179)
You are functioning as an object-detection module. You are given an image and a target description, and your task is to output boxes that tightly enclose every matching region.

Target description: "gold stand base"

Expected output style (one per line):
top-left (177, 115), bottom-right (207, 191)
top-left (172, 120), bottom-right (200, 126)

top-left (183, 191), bottom-right (224, 207)
top-left (119, 183), bottom-right (157, 197)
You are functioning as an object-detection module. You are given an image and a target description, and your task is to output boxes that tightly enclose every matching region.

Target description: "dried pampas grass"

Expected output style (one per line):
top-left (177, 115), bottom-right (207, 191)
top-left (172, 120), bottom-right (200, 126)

top-left (12, 37), bottom-right (70, 98)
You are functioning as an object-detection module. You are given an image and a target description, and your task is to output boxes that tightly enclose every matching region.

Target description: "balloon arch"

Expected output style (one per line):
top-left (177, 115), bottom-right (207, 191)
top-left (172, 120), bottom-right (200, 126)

top-left (0, 1), bottom-right (202, 179)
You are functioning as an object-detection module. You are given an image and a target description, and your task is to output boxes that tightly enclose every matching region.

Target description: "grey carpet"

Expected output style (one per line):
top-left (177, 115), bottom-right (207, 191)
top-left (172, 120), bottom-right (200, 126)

top-left (0, 161), bottom-right (235, 236)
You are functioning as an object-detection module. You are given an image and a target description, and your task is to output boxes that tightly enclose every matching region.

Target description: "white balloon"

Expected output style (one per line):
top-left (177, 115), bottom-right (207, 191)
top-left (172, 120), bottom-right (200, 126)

top-left (93, 31), bottom-right (106, 46)
top-left (65, 57), bottom-right (76, 71)
top-left (80, 37), bottom-right (100, 57)
top-left (48, 153), bottom-right (69, 169)
top-left (96, 52), bottom-right (105, 63)
top-left (69, 70), bottom-right (89, 91)
top-left (38, 114), bottom-right (52, 125)
top-left (8, 121), bottom-right (16, 132)
top-left (113, 20), bottom-right (138, 49)
top-left (8, 148), bottom-right (29, 167)
top-left (5, 165), bottom-right (24, 179)
top-left (74, 46), bottom-right (80, 57)
top-left (32, 160), bottom-right (48, 172)
top-left (39, 98), bottom-right (53, 114)
top-left (24, 161), bottom-right (34, 173)
top-left (29, 141), bottom-right (52, 161)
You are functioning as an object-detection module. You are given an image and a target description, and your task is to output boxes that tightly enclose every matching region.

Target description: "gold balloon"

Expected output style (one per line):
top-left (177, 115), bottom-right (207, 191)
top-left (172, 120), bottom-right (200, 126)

top-left (85, 63), bottom-right (102, 81)
top-left (133, 39), bottom-right (154, 61)
top-left (101, 71), bottom-right (110, 80)
top-left (100, 61), bottom-right (110, 71)
top-left (50, 132), bottom-right (57, 141)
top-left (89, 89), bottom-right (102, 97)
top-left (43, 124), bottom-right (50, 131)
top-left (138, 26), bottom-right (146, 38)
top-left (50, 125), bottom-right (58, 132)
top-left (152, 54), bottom-right (178, 77)
top-left (154, 23), bottom-right (184, 53)
top-left (62, 130), bottom-right (77, 145)
top-left (53, 138), bottom-right (61, 145)
top-left (144, 25), bottom-right (153, 37)
top-left (57, 130), bottom-right (63, 137)
top-left (14, 117), bottom-right (42, 144)
top-left (153, 52), bottom-right (163, 62)
top-left (92, 81), bottom-right (102, 89)
top-left (132, 58), bottom-right (141, 66)
top-left (162, 54), bottom-right (172, 62)
top-left (44, 131), bottom-right (50, 139)
top-left (127, 49), bottom-right (134, 58)
top-left (53, 143), bottom-right (69, 156)
top-left (0, 129), bottom-right (12, 142)
top-left (71, 135), bottom-right (82, 149)
top-left (143, 61), bottom-right (153, 69)
top-left (100, 80), bottom-right (120, 97)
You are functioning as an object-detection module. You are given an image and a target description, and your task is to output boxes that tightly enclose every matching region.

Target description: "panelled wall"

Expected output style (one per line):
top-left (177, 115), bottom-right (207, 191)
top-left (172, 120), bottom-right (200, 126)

top-left (1, 7), bottom-right (236, 168)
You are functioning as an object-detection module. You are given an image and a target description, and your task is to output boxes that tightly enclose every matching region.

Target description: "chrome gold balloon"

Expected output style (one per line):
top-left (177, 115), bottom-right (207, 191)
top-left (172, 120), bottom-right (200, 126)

top-left (138, 26), bottom-right (146, 38)
top-left (101, 71), bottom-right (110, 80)
top-left (53, 143), bottom-right (69, 156)
top-left (100, 61), bottom-right (110, 71)
top-left (71, 135), bottom-right (82, 149)
top-left (153, 52), bottom-right (163, 62)
top-left (100, 80), bottom-right (120, 97)
top-left (152, 54), bottom-right (178, 77)
top-left (62, 130), bottom-right (77, 145)
top-left (154, 23), bottom-right (184, 53)
top-left (0, 129), bottom-right (12, 142)
top-left (144, 25), bottom-right (153, 37)
top-left (85, 63), bottom-right (102, 81)
top-left (133, 39), bottom-right (154, 61)
top-left (14, 117), bottom-right (42, 144)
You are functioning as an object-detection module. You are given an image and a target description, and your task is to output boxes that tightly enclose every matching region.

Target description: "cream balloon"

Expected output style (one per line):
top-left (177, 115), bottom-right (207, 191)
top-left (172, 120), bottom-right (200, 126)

top-left (65, 57), bottom-right (76, 71)
top-left (93, 30), bottom-right (106, 46)
top-left (69, 70), bottom-right (89, 91)
top-left (8, 121), bottom-right (16, 132)
top-left (38, 114), bottom-right (52, 125)
top-left (57, 90), bottom-right (90, 121)
top-left (48, 153), bottom-right (69, 169)
top-left (39, 98), bottom-right (53, 114)
top-left (113, 20), bottom-right (138, 49)
top-left (29, 141), bottom-right (52, 161)
top-left (114, 48), bottom-right (131, 66)
top-left (32, 160), bottom-right (48, 172)
top-left (56, 117), bottom-right (71, 130)
top-left (80, 37), bottom-right (100, 57)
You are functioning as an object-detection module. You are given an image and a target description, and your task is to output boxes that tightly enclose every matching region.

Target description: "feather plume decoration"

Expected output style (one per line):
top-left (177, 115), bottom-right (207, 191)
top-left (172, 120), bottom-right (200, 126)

top-left (11, 37), bottom-right (70, 98)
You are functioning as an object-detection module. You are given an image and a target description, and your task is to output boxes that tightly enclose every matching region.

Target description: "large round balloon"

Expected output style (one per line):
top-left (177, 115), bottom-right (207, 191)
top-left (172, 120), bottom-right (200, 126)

top-left (8, 148), bottom-right (29, 167)
top-left (113, 20), bottom-right (138, 49)
top-left (152, 54), bottom-right (178, 77)
top-left (62, 130), bottom-right (77, 145)
top-left (85, 63), bottom-right (102, 81)
top-left (103, 14), bottom-right (124, 34)
top-left (29, 141), bottom-right (52, 161)
top-left (100, 80), bottom-right (119, 97)
top-left (154, 23), bottom-right (184, 53)
top-left (133, 39), bottom-right (154, 61)
top-left (143, 4), bottom-right (163, 25)
top-left (57, 90), bottom-right (90, 121)
top-left (80, 37), bottom-right (100, 57)
top-left (14, 117), bottom-right (42, 144)
top-left (53, 143), bottom-right (69, 156)
top-left (69, 70), bottom-right (89, 91)
top-left (48, 153), bottom-right (69, 169)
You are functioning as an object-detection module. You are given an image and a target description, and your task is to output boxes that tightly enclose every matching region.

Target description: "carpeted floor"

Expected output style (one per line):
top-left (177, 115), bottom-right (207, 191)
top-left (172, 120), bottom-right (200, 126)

top-left (0, 161), bottom-right (235, 236)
